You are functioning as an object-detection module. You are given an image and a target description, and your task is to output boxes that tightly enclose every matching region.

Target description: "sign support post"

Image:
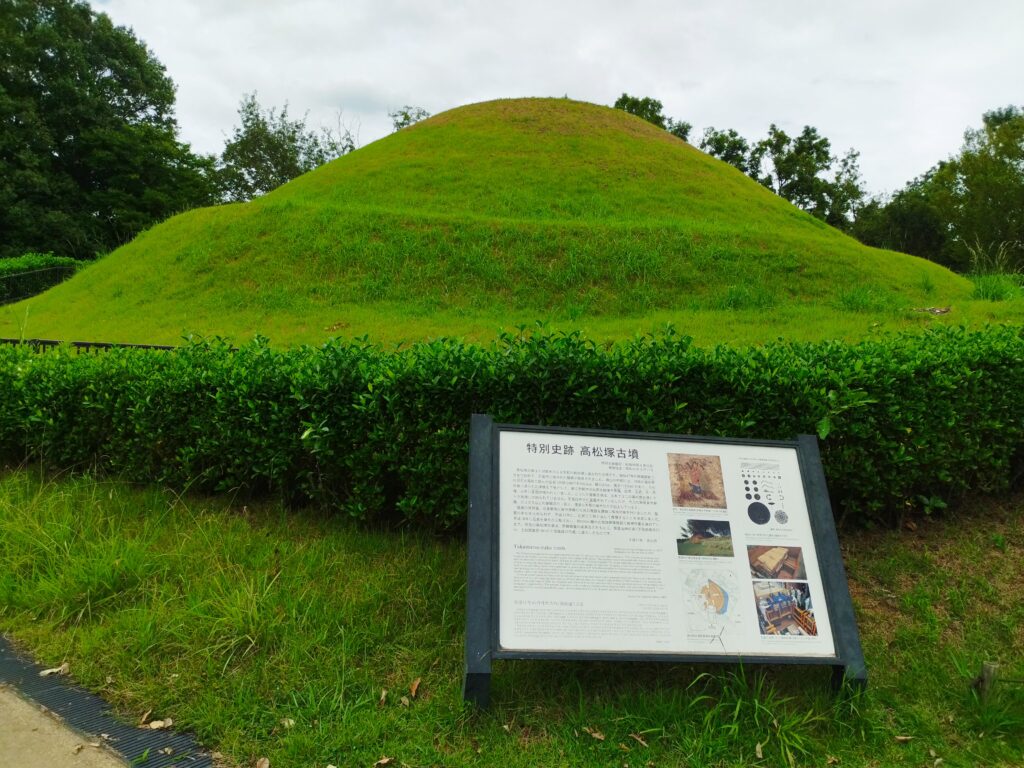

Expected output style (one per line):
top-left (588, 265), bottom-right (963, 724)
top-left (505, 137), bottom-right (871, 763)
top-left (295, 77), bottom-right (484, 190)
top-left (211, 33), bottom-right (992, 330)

top-left (463, 414), bottom-right (495, 708)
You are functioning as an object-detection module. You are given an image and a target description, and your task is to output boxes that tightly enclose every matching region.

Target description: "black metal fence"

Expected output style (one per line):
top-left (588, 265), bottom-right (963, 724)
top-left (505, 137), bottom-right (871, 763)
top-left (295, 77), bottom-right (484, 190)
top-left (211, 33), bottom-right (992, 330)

top-left (0, 265), bottom-right (79, 305)
top-left (0, 337), bottom-right (178, 353)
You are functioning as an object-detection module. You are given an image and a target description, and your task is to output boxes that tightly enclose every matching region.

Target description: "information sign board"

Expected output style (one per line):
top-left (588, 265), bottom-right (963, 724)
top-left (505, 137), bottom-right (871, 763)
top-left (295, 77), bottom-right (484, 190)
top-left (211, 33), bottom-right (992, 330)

top-left (463, 415), bottom-right (866, 707)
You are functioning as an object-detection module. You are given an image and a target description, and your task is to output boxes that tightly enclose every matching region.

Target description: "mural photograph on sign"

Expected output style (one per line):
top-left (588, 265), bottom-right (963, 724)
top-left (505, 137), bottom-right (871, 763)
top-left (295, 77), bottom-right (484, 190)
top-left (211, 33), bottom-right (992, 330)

top-left (668, 453), bottom-right (728, 508)
top-left (496, 432), bottom-right (837, 659)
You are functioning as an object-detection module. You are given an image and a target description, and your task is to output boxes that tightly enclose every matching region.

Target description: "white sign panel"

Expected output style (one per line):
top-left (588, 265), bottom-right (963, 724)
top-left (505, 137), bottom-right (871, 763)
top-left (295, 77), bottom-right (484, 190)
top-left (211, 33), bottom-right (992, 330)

top-left (497, 430), bottom-right (836, 658)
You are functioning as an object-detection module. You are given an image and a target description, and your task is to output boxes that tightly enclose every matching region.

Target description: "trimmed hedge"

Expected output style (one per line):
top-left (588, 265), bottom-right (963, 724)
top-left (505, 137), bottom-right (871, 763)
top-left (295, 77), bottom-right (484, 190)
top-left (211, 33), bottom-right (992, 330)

top-left (0, 253), bottom-right (81, 304)
top-left (1, 326), bottom-right (1023, 528)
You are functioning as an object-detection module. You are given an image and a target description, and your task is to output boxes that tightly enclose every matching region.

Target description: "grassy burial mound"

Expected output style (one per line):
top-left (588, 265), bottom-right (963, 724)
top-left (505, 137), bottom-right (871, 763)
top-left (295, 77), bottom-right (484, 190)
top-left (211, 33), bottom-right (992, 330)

top-left (0, 98), bottom-right (981, 346)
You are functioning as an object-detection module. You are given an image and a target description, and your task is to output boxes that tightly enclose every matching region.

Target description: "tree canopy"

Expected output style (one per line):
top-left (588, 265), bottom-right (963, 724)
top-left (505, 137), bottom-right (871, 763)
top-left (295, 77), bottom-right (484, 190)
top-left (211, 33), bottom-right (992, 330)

top-left (613, 93), bottom-right (692, 141)
top-left (701, 123), bottom-right (865, 230)
top-left (613, 95), bottom-right (862, 227)
top-left (388, 105), bottom-right (430, 132)
top-left (219, 93), bottom-right (355, 202)
top-left (853, 106), bottom-right (1024, 271)
top-left (0, 0), bottom-right (218, 259)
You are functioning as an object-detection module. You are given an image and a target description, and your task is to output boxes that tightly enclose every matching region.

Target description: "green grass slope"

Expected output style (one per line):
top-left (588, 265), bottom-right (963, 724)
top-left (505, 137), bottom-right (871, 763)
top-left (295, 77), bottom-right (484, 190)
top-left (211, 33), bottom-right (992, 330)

top-left (1, 98), bottom-right (1001, 346)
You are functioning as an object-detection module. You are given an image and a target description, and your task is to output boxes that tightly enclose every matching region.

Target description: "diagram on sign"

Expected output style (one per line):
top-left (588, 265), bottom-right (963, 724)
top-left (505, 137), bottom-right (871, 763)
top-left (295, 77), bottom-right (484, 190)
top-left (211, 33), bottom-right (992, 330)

top-left (668, 454), bottom-right (727, 509)
top-left (682, 568), bottom-right (745, 649)
top-left (740, 460), bottom-right (787, 525)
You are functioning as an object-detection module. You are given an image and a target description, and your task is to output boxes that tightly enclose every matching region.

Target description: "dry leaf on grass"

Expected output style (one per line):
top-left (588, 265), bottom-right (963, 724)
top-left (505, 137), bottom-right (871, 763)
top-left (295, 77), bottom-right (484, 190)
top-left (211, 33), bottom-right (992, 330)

top-left (629, 733), bottom-right (648, 748)
top-left (827, 757), bottom-right (840, 765)
top-left (39, 662), bottom-right (70, 677)
top-left (895, 735), bottom-right (913, 743)
top-left (410, 677), bottom-right (421, 698)
top-left (148, 718), bottom-right (173, 730)
top-left (255, 758), bottom-right (270, 768)
top-left (379, 689), bottom-right (388, 707)
top-left (373, 757), bottom-right (394, 767)
top-left (755, 742), bottom-right (763, 759)
top-left (582, 726), bottom-right (605, 741)
top-left (400, 696), bottom-right (410, 707)
top-left (280, 717), bottom-right (295, 729)
top-left (138, 709), bottom-right (152, 726)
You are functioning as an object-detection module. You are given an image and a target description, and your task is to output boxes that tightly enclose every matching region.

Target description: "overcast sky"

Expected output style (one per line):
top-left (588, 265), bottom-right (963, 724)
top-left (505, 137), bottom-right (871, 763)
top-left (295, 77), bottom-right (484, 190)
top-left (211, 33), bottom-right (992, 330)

top-left (95, 0), bottom-right (1023, 196)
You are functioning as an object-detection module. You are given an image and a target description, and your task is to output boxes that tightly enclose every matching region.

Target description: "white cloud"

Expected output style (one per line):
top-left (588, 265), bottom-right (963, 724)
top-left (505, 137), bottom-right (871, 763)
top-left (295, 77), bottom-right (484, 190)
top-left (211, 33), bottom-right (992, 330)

top-left (96, 0), bottom-right (1024, 194)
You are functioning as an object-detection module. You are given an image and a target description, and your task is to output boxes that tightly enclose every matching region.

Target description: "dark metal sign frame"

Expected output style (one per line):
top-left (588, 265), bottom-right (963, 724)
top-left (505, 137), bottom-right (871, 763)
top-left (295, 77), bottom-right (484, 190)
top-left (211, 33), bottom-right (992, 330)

top-left (463, 414), bottom-right (866, 708)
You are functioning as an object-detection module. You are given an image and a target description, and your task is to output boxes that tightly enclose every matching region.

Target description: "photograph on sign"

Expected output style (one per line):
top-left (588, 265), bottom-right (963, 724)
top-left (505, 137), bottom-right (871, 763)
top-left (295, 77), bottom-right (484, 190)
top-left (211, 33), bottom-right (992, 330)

top-left (497, 431), bottom-right (837, 658)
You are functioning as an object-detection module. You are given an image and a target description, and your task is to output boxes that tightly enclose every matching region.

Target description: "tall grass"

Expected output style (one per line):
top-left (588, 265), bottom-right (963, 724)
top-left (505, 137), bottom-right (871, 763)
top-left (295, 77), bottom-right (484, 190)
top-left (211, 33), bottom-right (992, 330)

top-left (3, 471), bottom-right (1024, 766)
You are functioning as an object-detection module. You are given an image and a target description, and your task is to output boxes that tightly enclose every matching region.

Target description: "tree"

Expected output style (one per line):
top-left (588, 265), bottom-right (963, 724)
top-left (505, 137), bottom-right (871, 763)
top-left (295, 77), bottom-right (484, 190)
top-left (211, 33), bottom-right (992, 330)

top-left (219, 93), bottom-right (355, 201)
top-left (0, 0), bottom-right (219, 259)
top-left (613, 93), bottom-right (692, 141)
top-left (852, 106), bottom-right (1024, 271)
top-left (388, 105), bottom-right (430, 132)
top-left (700, 123), bottom-right (865, 229)
top-left (613, 93), bottom-right (667, 128)
top-left (700, 127), bottom-right (753, 175)
top-left (936, 106), bottom-right (1024, 270)
top-left (666, 118), bottom-right (693, 142)
top-left (851, 177), bottom-right (949, 261)
top-left (750, 124), bottom-right (835, 214)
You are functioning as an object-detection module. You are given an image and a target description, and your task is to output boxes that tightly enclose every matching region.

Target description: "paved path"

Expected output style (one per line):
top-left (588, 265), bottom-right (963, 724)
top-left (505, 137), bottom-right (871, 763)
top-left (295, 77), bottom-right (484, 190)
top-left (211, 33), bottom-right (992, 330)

top-left (0, 635), bottom-right (212, 767)
top-left (0, 684), bottom-right (126, 767)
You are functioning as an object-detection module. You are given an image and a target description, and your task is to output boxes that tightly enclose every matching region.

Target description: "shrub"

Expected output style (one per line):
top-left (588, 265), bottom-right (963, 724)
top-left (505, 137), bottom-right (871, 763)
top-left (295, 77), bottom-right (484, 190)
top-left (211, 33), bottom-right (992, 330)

top-left (1, 326), bottom-right (1022, 529)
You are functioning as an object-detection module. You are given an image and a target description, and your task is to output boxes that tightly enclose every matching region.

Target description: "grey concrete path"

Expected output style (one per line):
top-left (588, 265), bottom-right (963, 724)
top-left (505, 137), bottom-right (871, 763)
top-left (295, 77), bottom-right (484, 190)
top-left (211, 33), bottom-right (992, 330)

top-left (0, 683), bottom-right (127, 767)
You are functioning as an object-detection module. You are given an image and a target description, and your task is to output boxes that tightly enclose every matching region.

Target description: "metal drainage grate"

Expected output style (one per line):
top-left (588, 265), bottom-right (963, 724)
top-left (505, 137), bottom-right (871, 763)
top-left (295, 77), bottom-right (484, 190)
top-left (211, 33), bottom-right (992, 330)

top-left (0, 635), bottom-right (213, 767)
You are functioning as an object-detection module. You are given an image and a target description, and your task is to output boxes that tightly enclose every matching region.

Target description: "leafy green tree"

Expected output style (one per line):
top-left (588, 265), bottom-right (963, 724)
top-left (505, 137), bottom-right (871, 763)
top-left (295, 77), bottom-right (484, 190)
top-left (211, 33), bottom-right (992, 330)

top-left (388, 105), bottom-right (430, 132)
top-left (853, 106), bottom-right (1023, 270)
top-left (0, 0), bottom-right (219, 259)
top-left (666, 118), bottom-right (693, 142)
top-left (751, 124), bottom-right (835, 214)
top-left (936, 106), bottom-right (1024, 270)
top-left (852, 174), bottom-right (949, 261)
top-left (701, 123), bottom-right (864, 229)
top-left (700, 127), bottom-right (753, 174)
top-left (613, 93), bottom-right (691, 141)
top-left (219, 93), bottom-right (355, 202)
top-left (614, 93), bottom-right (667, 127)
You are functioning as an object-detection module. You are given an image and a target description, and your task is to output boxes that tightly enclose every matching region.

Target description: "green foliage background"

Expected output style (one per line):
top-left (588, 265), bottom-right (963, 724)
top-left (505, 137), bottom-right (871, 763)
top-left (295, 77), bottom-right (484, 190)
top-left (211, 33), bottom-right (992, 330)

top-left (0, 0), bottom-right (218, 259)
